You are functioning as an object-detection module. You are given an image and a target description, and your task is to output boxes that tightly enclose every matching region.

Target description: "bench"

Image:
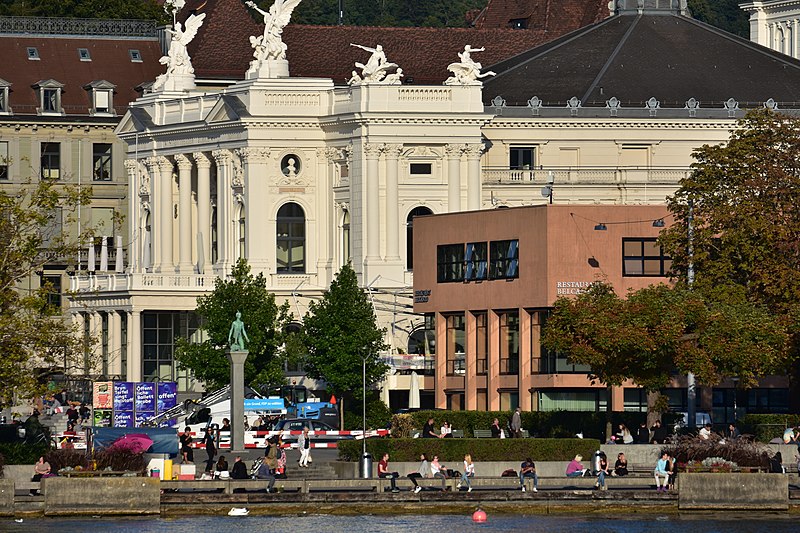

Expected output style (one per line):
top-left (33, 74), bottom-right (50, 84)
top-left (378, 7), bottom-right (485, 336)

top-left (473, 430), bottom-right (496, 438)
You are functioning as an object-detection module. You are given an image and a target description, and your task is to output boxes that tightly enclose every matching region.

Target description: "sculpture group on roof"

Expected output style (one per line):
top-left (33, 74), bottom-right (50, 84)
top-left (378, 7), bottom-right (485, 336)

top-left (445, 46), bottom-right (496, 86)
top-left (245, 0), bottom-right (302, 63)
top-left (153, 1), bottom-right (205, 91)
top-left (348, 43), bottom-right (403, 85)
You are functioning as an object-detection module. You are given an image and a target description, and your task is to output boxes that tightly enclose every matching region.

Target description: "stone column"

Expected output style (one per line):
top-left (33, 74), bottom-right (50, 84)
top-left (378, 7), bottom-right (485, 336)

top-left (465, 143), bottom-right (483, 211)
top-left (445, 144), bottom-right (462, 212)
top-left (364, 143), bottom-right (381, 261)
top-left (236, 147), bottom-right (271, 271)
top-left (194, 152), bottom-right (212, 274)
top-left (384, 144), bottom-right (402, 261)
top-left (212, 149), bottom-right (232, 275)
top-left (175, 154), bottom-right (194, 273)
top-left (127, 311), bottom-right (142, 382)
top-left (227, 349), bottom-right (249, 453)
top-left (108, 311), bottom-right (122, 377)
top-left (123, 160), bottom-right (141, 273)
top-left (156, 156), bottom-right (175, 273)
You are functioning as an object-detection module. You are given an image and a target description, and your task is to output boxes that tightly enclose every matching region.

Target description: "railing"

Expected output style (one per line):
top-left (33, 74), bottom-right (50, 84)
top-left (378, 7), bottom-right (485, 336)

top-left (70, 272), bottom-right (218, 292)
top-left (0, 16), bottom-right (158, 37)
top-left (482, 167), bottom-right (691, 185)
top-left (381, 354), bottom-right (434, 373)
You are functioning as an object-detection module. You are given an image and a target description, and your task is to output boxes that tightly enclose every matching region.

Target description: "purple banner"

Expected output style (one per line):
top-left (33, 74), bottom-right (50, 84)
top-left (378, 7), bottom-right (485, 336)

top-left (113, 382), bottom-right (134, 412)
top-left (113, 411), bottom-right (134, 428)
top-left (135, 382), bottom-right (155, 413)
top-left (135, 411), bottom-right (155, 427)
top-left (157, 382), bottom-right (178, 414)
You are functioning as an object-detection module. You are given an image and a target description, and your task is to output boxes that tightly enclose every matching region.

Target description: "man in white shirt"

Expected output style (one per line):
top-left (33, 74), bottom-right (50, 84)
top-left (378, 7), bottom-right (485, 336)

top-left (699, 423), bottom-right (712, 440)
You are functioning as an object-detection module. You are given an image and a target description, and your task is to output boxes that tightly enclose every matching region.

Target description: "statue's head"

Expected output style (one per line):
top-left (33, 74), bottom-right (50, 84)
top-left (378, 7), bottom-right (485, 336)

top-left (235, 310), bottom-right (241, 318)
top-left (376, 45), bottom-right (383, 51)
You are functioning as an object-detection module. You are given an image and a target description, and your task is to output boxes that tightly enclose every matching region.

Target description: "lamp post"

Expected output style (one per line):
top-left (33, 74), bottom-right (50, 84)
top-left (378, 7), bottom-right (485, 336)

top-left (362, 352), bottom-right (367, 459)
top-left (687, 199), bottom-right (697, 430)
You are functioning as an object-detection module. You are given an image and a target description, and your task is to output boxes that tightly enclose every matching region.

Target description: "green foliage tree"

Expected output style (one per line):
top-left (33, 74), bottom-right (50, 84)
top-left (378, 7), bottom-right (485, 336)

top-left (286, 0), bottom-right (486, 27)
top-left (175, 258), bottom-right (292, 391)
top-left (302, 263), bottom-right (388, 402)
top-left (0, 0), bottom-right (167, 20)
top-left (687, 0), bottom-right (749, 38)
top-left (0, 179), bottom-right (93, 407)
top-left (542, 282), bottom-right (790, 423)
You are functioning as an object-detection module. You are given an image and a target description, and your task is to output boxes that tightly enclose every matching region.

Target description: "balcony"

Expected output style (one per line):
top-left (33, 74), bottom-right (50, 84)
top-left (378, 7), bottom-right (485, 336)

top-left (482, 166), bottom-right (691, 185)
top-left (70, 272), bottom-right (218, 293)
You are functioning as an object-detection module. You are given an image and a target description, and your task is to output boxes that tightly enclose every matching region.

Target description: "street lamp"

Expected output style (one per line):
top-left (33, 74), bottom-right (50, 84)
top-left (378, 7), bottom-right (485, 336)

top-left (362, 352), bottom-right (367, 459)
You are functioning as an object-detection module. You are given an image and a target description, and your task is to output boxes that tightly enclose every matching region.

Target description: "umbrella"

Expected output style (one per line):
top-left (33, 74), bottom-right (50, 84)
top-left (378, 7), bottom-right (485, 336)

top-left (87, 242), bottom-right (96, 272)
top-left (99, 236), bottom-right (108, 271)
top-left (409, 371), bottom-right (420, 409)
top-left (115, 236), bottom-right (124, 273)
top-left (109, 433), bottom-right (154, 454)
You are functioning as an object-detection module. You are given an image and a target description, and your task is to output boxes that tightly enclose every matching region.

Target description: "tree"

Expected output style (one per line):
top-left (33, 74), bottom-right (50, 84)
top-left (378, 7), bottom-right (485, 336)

top-left (542, 282), bottom-right (790, 426)
top-left (0, 0), bottom-right (167, 20)
top-left (302, 263), bottom-right (388, 402)
top-left (175, 258), bottom-right (292, 391)
top-left (0, 179), bottom-right (93, 406)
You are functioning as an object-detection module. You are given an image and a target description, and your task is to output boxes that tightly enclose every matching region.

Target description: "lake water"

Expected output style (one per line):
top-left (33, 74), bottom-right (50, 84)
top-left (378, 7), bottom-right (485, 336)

top-left (3, 514), bottom-right (797, 533)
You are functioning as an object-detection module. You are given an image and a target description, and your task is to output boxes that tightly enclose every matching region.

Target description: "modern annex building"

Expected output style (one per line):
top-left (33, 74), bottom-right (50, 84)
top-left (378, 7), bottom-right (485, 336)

top-left (67, 0), bottom-right (800, 413)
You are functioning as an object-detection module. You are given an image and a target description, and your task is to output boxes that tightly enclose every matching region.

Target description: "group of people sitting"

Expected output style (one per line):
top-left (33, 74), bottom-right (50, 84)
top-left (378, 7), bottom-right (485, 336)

top-left (420, 418), bottom-right (454, 438)
top-left (377, 452), bottom-right (477, 493)
top-left (565, 451), bottom-right (676, 491)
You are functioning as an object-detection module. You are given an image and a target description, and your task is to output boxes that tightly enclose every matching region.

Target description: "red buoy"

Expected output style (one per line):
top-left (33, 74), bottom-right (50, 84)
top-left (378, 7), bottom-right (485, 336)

top-left (472, 509), bottom-right (487, 523)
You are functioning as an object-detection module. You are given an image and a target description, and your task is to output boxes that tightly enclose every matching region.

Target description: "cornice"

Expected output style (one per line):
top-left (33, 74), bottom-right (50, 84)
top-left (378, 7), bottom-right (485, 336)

top-left (482, 119), bottom-right (737, 130)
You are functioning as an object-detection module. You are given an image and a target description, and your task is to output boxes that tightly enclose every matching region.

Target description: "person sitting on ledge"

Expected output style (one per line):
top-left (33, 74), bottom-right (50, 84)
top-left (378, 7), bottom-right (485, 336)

top-left (407, 453), bottom-right (431, 494)
top-left (422, 418), bottom-right (438, 438)
top-left (230, 456), bottom-right (249, 479)
top-left (614, 452), bottom-right (629, 477)
top-left (566, 454), bottom-right (589, 477)
top-left (699, 423), bottom-right (712, 440)
top-left (378, 453), bottom-right (400, 493)
top-left (654, 452), bottom-right (670, 492)
top-left (519, 457), bottom-right (538, 492)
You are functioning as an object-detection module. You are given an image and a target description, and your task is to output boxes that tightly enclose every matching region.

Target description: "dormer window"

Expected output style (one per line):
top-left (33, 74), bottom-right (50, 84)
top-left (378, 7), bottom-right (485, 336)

top-left (0, 78), bottom-right (10, 114)
top-left (83, 80), bottom-right (116, 116)
top-left (129, 49), bottom-right (142, 62)
top-left (27, 47), bottom-right (40, 60)
top-left (78, 48), bottom-right (91, 61)
top-left (33, 79), bottom-right (65, 115)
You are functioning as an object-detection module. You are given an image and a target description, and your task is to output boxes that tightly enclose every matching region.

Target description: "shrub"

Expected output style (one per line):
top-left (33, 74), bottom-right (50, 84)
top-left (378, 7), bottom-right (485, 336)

top-left (94, 449), bottom-right (146, 472)
top-left (44, 449), bottom-right (90, 472)
top-left (0, 442), bottom-right (50, 465)
top-left (342, 394), bottom-right (392, 431)
top-left (739, 414), bottom-right (800, 442)
top-left (337, 437), bottom-right (601, 462)
top-left (390, 410), bottom-right (680, 440)
top-left (660, 433), bottom-right (773, 469)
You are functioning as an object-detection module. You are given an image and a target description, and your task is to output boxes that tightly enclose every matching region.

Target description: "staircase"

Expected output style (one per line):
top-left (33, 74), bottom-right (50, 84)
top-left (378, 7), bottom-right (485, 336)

top-left (284, 461), bottom-right (338, 479)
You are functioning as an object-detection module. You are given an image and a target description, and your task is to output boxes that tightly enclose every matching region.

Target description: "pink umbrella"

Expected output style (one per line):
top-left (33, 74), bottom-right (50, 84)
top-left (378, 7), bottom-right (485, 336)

top-left (109, 433), bottom-right (154, 454)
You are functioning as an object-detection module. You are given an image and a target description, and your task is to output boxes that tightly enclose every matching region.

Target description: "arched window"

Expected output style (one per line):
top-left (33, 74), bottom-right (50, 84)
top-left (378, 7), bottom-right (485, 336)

top-left (341, 210), bottom-right (350, 266)
top-left (406, 206), bottom-right (432, 270)
top-left (277, 202), bottom-right (305, 273)
top-left (237, 205), bottom-right (246, 261)
top-left (142, 210), bottom-right (152, 271)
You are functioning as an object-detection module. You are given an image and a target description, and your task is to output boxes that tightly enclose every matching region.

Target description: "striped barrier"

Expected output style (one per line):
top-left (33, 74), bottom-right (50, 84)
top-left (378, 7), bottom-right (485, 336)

top-left (186, 429), bottom-right (390, 450)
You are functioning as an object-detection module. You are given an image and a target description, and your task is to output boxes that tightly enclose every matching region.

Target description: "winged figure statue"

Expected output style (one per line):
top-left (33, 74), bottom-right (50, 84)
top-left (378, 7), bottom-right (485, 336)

top-left (444, 45), bottom-right (496, 86)
top-left (246, 0), bottom-right (303, 61)
top-left (349, 43), bottom-right (401, 85)
top-left (153, 12), bottom-right (206, 91)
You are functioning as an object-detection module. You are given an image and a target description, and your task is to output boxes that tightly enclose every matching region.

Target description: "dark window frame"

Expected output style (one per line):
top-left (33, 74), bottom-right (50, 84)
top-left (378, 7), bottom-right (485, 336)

top-left (276, 202), bottom-right (306, 273)
top-left (41, 142), bottom-right (61, 180)
top-left (489, 239), bottom-right (519, 280)
top-left (509, 146), bottom-right (535, 169)
top-left (465, 241), bottom-right (488, 281)
top-left (92, 143), bottom-right (112, 181)
top-left (410, 163), bottom-right (432, 175)
top-left (437, 243), bottom-right (465, 283)
top-left (622, 237), bottom-right (671, 277)
top-left (0, 140), bottom-right (8, 180)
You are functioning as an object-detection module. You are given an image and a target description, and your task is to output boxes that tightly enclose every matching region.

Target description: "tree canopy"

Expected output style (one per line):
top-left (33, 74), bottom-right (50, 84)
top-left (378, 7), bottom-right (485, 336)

top-left (542, 282), bottom-right (790, 394)
top-left (0, 179), bottom-right (93, 406)
top-left (174, 258), bottom-right (292, 391)
top-left (302, 263), bottom-right (388, 400)
top-left (0, 0), bottom-right (166, 20)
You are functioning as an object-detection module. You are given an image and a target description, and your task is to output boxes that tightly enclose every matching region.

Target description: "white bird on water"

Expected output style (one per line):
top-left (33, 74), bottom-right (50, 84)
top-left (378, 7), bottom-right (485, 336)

top-left (228, 507), bottom-right (249, 516)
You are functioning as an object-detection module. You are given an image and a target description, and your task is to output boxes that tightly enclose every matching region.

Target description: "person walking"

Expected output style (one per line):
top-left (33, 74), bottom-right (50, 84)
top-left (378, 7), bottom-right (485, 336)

top-left (298, 426), bottom-right (312, 467)
top-left (457, 454), bottom-right (475, 492)
top-left (519, 457), bottom-right (538, 492)
top-left (510, 407), bottom-right (522, 438)
top-left (203, 426), bottom-right (217, 471)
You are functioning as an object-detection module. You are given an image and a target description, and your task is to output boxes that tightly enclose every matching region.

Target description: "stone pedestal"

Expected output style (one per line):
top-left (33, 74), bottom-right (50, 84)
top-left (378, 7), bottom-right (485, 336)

top-left (227, 349), bottom-right (249, 453)
top-left (153, 72), bottom-right (197, 92)
top-left (245, 59), bottom-right (290, 79)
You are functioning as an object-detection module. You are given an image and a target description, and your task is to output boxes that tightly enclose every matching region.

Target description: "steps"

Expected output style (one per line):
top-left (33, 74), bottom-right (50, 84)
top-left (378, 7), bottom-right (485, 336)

top-left (284, 462), bottom-right (338, 479)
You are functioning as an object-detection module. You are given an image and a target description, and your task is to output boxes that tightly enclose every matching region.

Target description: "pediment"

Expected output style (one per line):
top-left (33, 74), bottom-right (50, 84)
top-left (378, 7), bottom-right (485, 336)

top-left (115, 108), bottom-right (151, 135)
top-left (205, 94), bottom-right (249, 124)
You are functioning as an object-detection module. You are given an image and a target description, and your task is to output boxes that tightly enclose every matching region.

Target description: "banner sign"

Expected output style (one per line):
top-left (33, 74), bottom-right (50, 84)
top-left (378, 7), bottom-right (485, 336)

top-left (113, 411), bottom-right (134, 428)
top-left (157, 382), bottom-right (178, 413)
top-left (93, 381), bottom-right (113, 410)
top-left (113, 382), bottom-right (134, 412)
top-left (244, 398), bottom-right (286, 411)
top-left (135, 411), bottom-right (155, 428)
top-left (135, 382), bottom-right (156, 413)
top-left (93, 409), bottom-right (112, 427)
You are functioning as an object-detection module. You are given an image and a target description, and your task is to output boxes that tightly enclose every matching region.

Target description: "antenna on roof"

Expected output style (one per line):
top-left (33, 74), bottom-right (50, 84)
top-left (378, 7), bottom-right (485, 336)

top-left (338, 0), bottom-right (343, 25)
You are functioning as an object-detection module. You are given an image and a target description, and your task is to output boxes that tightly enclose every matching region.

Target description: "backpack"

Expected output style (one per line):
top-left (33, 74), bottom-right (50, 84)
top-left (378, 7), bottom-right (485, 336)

top-left (501, 469), bottom-right (518, 477)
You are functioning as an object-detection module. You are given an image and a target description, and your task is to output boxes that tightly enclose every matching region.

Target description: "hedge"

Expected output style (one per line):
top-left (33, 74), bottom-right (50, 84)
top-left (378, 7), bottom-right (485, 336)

top-left (739, 414), bottom-right (800, 442)
top-left (0, 442), bottom-right (50, 466)
top-left (390, 410), bottom-right (680, 441)
top-left (337, 438), bottom-right (601, 462)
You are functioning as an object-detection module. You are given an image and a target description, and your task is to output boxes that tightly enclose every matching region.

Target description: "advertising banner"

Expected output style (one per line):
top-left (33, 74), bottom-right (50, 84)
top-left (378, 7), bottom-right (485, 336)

top-left (113, 411), bottom-right (134, 428)
top-left (113, 382), bottom-right (134, 412)
top-left (93, 381), bottom-right (113, 410)
top-left (93, 409), bottom-right (112, 427)
top-left (157, 382), bottom-right (178, 413)
top-left (244, 398), bottom-right (286, 411)
top-left (135, 411), bottom-right (155, 428)
top-left (135, 382), bottom-right (156, 413)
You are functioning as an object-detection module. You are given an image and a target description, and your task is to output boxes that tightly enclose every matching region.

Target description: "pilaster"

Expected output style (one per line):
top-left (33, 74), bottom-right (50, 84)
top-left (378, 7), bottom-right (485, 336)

top-left (384, 143), bottom-right (403, 261)
top-left (212, 149), bottom-right (233, 276)
top-left (194, 152), bottom-right (213, 275)
top-left (155, 156), bottom-right (175, 273)
top-left (445, 144), bottom-right (462, 213)
top-left (175, 154), bottom-right (194, 273)
top-left (465, 143), bottom-right (484, 211)
top-left (364, 143), bottom-right (382, 263)
top-left (236, 147), bottom-right (271, 271)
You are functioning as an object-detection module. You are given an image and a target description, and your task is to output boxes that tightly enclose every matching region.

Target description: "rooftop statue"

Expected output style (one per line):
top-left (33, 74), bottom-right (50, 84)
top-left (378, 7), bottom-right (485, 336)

top-left (246, 0), bottom-right (303, 63)
top-left (152, 6), bottom-right (206, 92)
top-left (444, 45), bottom-right (496, 86)
top-left (228, 311), bottom-right (250, 351)
top-left (349, 43), bottom-right (402, 85)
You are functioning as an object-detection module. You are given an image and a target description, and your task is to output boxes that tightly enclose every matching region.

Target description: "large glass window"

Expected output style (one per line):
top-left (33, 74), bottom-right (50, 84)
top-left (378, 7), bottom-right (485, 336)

top-left (744, 388), bottom-right (789, 414)
top-left (465, 242), bottom-right (488, 281)
top-left (623, 388), bottom-right (648, 412)
top-left (509, 146), bottom-right (535, 169)
top-left (142, 311), bottom-right (200, 391)
top-left (499, 391), bottom-right (519, 411)
top-left (237, 206), bottom-right (245, 260)
top-left (437, 243), bottom-right (465, 283)
top-left (42, 88), bottom-right (60, 113)
top-left (539, 389), bottom-right (608, 412)
top-left (93, 143), bottom-right (112, 181)
top-left (277, 202), bottom-right (305, 273)
top-left (623, 238), bottom-right (671, 277)
top-left (0, 141), bottom-right (8, 180)
top-left (40, 273), bottom-right (62, 310)
top-left (406, 206), bottom-right (433, 270)
top-left (490, 240), bottom-right (519, 279)
top-left (41, 207), bottom-right (62, 249)
top-left (41, 142), bottom-right (60, 180)
top-left (475, 312), bottom-right (488, 375)
top-left (499, 310), bottom-right (519, 375)
top-left (341, 210), bottom-right (350, 266)
top-left (445, 314), bottom-right (465, 376)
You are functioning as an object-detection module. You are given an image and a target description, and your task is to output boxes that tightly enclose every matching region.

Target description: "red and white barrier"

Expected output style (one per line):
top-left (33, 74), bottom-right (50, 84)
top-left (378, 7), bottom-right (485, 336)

top-left (186, 429), bottom-right (390, 450)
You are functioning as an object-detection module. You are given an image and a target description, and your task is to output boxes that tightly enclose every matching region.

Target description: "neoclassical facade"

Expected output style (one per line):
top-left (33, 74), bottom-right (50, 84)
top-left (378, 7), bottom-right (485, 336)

top-left (742, 0), bottom-right (800, 58)
top-left (68, 1), bottom-right (800, 410)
